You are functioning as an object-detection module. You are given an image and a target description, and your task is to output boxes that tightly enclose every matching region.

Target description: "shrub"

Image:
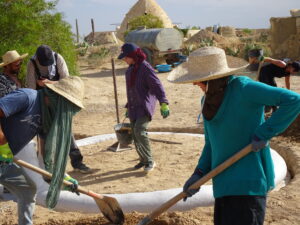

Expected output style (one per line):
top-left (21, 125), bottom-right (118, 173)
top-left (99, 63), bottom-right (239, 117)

top-left (127, 14), bottom-right (164, 32)
top-left (242, 28), bottom-right (253, 35)
top-left (87, 47), bottom-right (110, 66)
top-left (225, 47), bottom-right (240, 57)
top-left (0, 0), bottom-right (78, 81)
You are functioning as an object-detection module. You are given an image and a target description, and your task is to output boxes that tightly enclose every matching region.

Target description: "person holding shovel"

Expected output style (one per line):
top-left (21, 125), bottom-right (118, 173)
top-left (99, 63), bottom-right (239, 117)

top-left (167, 47), bottom-right (300, 225)
top-left (0, 75), bottom-right (84, 225)
top-left (118, 43), bottom-right (170, 172)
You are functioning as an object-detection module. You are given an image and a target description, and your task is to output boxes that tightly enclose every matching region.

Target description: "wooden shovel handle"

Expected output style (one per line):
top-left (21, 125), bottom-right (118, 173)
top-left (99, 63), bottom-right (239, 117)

top-left (145, 144), bottom-right (252, 222)
top-left (13, 158), bottom-right (103, 199)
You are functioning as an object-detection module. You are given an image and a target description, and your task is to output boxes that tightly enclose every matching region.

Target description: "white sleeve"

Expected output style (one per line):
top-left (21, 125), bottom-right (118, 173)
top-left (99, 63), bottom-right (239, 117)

top-left (57, 53), bottom-right (69, 79)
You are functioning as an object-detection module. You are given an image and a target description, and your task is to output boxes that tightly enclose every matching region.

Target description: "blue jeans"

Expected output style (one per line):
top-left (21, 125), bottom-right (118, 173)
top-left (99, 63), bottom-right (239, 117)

top-left (0, 162), bottom-right (37, 225)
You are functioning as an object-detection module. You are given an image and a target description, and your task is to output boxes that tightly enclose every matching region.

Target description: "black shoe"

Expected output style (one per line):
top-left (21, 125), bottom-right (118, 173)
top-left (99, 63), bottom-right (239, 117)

top-left (74, 163), bottom-right (92, 174)
top-left (134, 162), bottom-right (144, 169)
top-left (3, 187), bottom-right (10, 193)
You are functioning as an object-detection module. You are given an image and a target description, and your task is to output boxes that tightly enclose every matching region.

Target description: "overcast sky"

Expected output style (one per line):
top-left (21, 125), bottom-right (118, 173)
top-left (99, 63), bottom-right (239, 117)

top-left (56, 0), bottom-right (299, 38)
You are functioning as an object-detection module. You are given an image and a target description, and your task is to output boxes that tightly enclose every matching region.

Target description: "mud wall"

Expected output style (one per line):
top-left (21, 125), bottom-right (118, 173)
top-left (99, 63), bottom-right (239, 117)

top-left (270, 16), bottom-right (300, 60)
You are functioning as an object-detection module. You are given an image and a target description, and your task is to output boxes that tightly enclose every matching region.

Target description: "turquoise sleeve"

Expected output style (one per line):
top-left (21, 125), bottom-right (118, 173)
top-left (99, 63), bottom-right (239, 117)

top-left (196, 122), bottom-right (212, 174)
top-left (243, 80), bottom-right (300, 140)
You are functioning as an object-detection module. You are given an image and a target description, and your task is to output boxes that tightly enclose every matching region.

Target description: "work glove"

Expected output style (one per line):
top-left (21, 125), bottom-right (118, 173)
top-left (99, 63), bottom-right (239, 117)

top-left (160, 103), bottom-right (170, 118)
top-left (63, 174), bottom-right (80, 195)
top-left (0, 143), bottom-right (13, 163)
top-left (183, 168), bottom-right (204, 201)
top-left (251, 135), bottom-right (268, 152)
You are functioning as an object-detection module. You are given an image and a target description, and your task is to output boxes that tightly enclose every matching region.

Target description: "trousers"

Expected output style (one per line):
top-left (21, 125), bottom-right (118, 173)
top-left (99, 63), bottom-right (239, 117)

top-left (214, 195), bottom-right (266, 225)
top-left (0, 162), bottom-right (37, 225)
top-left (69, 134), bottom-right (83, 168)
top-left (130, 116), bottom-right (153, 165)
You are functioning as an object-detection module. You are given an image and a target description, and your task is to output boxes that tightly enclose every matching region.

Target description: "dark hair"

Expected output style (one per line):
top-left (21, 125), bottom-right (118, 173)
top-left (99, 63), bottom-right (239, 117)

top-left (288, 61), bottom-right (300, 72)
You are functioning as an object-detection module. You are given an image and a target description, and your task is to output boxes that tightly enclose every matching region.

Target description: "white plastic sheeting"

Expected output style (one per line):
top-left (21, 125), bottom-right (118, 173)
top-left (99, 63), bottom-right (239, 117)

top-left (4, 133), bottom-right (288, 214)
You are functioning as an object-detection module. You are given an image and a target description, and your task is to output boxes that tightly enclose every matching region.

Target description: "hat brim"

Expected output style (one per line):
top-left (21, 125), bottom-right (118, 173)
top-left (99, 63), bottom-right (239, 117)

top-left (38, 56), bottom-right (54, 66)
top-left (0, 53), bottom-right (28, 67)
top-left (167, 56), bottom-right (249, 84)
top-left (45, 82), bottom-right (85, 109)
top-left (118, 52), bottom-right (126, 59)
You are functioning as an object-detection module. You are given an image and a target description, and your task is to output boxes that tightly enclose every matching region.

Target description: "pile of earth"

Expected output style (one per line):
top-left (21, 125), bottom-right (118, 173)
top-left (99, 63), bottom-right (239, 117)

top-left (282, 115), bottom-right (300, 142)
top-left (185, 29), bottom-right (242, 50)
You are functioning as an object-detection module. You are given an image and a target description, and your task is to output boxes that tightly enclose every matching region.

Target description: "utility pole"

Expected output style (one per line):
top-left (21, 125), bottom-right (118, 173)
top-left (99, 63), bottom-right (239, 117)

top-left (75, 19), bottom-right (79, 43)
top-left (91, 18), bottom-right (95, 43)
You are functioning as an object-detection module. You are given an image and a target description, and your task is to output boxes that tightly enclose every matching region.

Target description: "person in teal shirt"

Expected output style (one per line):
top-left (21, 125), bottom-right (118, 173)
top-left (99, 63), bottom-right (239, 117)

top-left (168, 47), bottom-right (300, 225)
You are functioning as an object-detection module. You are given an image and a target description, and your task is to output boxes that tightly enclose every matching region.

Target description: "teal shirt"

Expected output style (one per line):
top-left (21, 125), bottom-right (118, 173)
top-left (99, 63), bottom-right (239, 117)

top-left (197, 76), bottom-right (300, 198)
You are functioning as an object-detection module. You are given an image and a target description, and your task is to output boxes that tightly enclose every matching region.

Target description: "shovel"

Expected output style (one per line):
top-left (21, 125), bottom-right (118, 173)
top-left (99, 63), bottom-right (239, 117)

top-left (13, 158), bottom-right (125, 225)
top-left (137, 144), bottom-right (252, 225)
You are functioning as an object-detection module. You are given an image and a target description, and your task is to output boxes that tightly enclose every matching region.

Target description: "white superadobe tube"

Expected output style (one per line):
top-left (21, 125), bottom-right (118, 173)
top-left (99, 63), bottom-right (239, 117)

top-left (13, 133), bottom-right (287, 214)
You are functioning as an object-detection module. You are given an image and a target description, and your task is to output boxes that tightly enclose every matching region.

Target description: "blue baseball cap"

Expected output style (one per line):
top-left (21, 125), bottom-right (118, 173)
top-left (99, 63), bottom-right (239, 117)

top-left (118, 43), bottom-right (138, 59)
top-left (36, 45), bottom-right (54, 66)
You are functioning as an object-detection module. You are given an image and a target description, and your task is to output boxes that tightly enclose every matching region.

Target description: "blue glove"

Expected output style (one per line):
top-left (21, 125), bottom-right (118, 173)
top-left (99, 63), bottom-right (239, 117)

top-left (251, 135), bottom-right (268, 152)
top-left (64, 175), bottom-right (80, 195)
top-left (183, 168), bottom-right (204, 201)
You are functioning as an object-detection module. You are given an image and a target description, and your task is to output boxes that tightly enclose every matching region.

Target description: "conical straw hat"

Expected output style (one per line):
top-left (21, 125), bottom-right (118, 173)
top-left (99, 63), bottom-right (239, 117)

top-left (45, 76), bottom-right (85, 109)
top-left (168, 47), bottom-right (248, 84)
top-left (0, 50), bottom-right (28, 67)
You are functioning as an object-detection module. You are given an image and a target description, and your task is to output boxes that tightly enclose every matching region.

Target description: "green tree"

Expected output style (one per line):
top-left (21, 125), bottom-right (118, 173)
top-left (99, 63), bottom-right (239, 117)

top-left (127, 14), bottom-right (164, 32)
top-left (0, 0), bottom-right (77, 81)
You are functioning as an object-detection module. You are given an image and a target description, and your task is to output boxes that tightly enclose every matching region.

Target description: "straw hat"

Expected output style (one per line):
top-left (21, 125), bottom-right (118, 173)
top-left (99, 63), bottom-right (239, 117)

top-left (0, 50), bottom-right (28, 67)
top-left (167, 47), bottom-right (248, 84)
top-left (45, 76), bottom-right (85, 109)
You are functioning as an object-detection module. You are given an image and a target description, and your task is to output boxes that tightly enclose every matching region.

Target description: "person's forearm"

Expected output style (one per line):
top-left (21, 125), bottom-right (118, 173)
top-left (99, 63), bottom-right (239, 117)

top-left (264, 57), bottom-right (286, 68)
top-left (243, 80), bottom-right (300, 140)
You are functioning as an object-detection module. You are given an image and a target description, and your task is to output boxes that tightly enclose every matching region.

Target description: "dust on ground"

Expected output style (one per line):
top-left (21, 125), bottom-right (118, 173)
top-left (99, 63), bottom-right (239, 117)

top-left (0, 62), bottom-right (300, 225)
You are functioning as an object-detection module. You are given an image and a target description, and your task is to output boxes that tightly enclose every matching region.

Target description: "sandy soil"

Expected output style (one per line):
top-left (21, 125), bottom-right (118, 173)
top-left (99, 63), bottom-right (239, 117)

top-left (0, 61), bottom-right (299, 225)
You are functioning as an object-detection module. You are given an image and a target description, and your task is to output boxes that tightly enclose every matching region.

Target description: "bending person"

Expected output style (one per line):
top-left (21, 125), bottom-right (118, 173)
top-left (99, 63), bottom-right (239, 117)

top-left (26, 45), bottom-right (91, 174)
top-left (0, 75), bottom-right (84, 224)
top-left (250, 53), bottom-right (300, 90)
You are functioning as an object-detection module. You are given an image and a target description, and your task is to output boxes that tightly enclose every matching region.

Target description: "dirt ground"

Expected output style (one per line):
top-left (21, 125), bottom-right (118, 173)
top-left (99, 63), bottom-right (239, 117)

top-left (0, 61), bottom-right (300, 225)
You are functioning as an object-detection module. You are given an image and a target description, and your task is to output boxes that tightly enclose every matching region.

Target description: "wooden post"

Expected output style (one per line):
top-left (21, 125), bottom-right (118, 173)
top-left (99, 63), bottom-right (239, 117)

top-left (76, 19), bottom-right (79, 43)
top-left (111, 58), bottom-right (120, 124)
top-left (91, 18), bottom-right (95, 43)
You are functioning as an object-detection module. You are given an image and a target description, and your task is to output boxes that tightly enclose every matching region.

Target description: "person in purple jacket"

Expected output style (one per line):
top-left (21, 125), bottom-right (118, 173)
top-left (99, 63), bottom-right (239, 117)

top-left (118, 43), bottom-right (170, 172)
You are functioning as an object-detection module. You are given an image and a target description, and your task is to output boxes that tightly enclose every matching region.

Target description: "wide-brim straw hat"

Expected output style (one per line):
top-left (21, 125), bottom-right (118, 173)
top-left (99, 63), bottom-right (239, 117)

top-left (0, 50), bottom-right (28, 67)
top-left (45, 76), bottom-right (85, 109)
top-left (168, 46), bottom-right (249, 84)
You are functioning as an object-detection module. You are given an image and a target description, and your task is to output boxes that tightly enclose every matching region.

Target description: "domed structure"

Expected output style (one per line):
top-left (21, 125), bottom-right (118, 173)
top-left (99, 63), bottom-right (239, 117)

top-left (116, 0), bottom-right (173, 40)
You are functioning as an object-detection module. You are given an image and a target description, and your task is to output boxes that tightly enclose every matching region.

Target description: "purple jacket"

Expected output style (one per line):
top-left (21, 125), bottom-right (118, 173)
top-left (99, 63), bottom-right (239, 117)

top-left (126, 60), bottom-right (168, 120)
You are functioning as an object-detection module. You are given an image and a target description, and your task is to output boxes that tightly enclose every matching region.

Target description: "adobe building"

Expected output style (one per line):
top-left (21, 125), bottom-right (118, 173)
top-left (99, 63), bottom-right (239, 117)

top-left (270, 9), bottom-right (300, 60)
top-left (116, 0), bottom-right (173, 40)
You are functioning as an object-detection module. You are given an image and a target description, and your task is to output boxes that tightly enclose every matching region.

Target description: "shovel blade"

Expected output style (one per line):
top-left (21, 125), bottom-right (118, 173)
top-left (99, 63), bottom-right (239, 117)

top-left (95, 196), bottom-right (125, 225)
top-left (136, 216), bottom-right (151, 225)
